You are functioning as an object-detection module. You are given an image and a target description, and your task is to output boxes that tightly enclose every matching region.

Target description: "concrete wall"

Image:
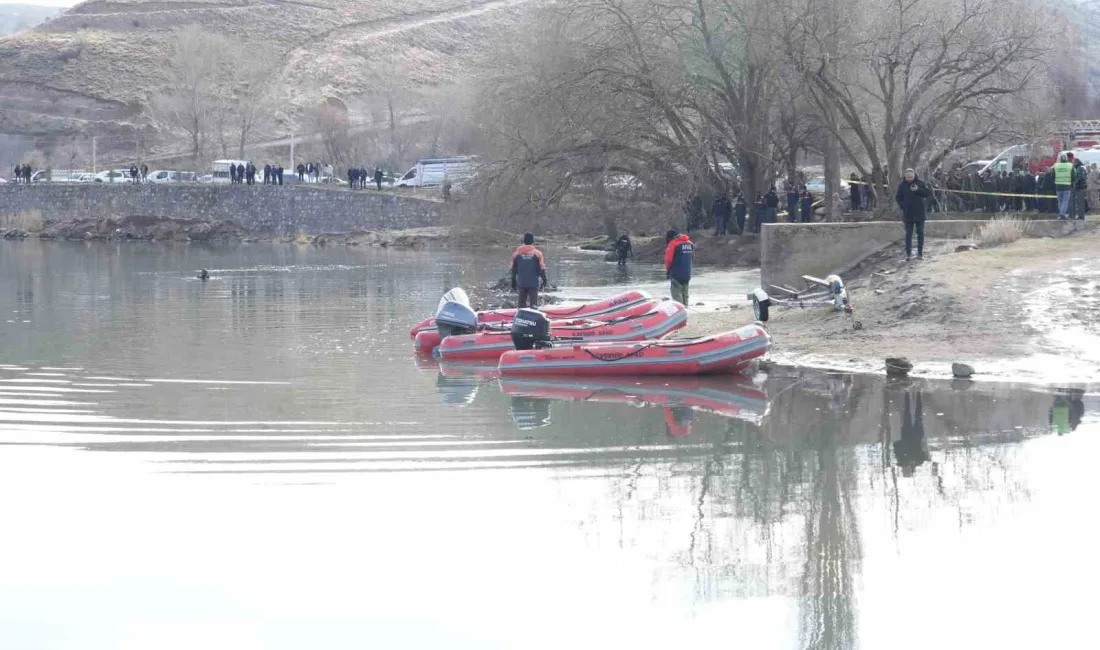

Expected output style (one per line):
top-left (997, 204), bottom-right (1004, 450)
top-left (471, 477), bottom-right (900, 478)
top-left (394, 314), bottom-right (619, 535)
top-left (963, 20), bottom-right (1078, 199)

top-left (761, 219), bottom-right (1097, 288)
top-left (0, 184), bottom-right (448, 236)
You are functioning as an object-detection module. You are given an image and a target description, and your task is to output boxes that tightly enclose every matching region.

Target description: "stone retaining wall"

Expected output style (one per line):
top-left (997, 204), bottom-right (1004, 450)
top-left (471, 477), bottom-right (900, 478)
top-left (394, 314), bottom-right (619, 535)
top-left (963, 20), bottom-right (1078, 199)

top-left (0, 184), bottom-right (448, 236)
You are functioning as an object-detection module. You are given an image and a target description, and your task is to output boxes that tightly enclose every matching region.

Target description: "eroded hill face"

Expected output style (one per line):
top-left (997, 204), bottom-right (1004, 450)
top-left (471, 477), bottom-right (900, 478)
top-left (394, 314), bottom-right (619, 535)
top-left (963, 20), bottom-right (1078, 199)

top-left (0, 0), bottom-right (526, 154)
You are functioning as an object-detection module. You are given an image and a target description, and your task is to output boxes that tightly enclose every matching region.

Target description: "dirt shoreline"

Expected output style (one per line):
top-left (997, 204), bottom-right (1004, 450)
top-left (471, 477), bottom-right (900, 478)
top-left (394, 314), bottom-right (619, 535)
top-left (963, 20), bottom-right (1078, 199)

top-left (675, 227), bottom-right (1100, 384)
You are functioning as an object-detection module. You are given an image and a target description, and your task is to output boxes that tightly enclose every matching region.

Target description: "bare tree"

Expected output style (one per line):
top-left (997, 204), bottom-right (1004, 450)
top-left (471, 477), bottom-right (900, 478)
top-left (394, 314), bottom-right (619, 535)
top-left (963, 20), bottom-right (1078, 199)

top-left (782, 0), bottom-right (1053, 205)
top-left (150, 25), bottom-right (229, 165)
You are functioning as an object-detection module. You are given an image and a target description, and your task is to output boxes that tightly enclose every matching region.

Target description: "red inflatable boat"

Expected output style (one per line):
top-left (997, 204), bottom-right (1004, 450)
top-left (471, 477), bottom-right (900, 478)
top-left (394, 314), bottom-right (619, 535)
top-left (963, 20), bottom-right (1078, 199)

top-left (497, 324), bottom-right (770, 377)
top-left (498, 375), bottom-right (768, 423)
top-left (435, 301), bottom-right (688, 362)
top-left (409, 289), bottom-right (651, 339)
top-left (413, 298), bottom-right (662, 353)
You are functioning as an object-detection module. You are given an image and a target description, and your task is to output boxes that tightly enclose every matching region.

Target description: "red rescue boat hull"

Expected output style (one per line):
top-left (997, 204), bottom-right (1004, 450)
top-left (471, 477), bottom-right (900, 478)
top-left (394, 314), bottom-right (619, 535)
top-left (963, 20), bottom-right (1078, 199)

top-left (497, 325), bottom-right (770, 377)
top-left (409, 289), bottom-right (651, 339)
top-left (436, 301), bottom-right (688, 362)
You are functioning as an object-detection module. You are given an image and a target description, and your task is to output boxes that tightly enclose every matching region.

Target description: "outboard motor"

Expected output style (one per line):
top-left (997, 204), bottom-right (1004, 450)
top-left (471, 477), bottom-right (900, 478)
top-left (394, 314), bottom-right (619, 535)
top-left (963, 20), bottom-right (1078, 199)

top-left (510, 308), bottom-right (551, 350)
top-left (435, 287), bottom-right (478, 339)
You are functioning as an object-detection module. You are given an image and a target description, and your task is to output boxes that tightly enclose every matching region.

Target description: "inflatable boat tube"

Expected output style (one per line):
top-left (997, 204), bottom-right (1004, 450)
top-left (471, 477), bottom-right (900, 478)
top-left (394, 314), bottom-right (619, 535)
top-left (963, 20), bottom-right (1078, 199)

top-left (497, 324), bottom-right (770, 377)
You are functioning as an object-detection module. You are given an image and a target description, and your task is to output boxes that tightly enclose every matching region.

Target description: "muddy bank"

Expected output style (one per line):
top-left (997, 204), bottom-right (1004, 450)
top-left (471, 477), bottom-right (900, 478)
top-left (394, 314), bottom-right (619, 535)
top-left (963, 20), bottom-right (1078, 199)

top-left (677, 228), bottom-right (1100, 383)
top-left (309, 226), bottom-right (521, 250)
top-left (4, 215), bottom-right (244, 242)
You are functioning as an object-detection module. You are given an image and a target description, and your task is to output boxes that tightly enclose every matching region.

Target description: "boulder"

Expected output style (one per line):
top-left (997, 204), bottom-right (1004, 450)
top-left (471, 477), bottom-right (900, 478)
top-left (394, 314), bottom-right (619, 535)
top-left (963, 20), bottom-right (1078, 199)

top-left (1, 228), bottom-right (26, 239)
top-left (885, 357), bottom-right (912, 377)
top-left (952, 362), bottom-right (975, 379)
top-left (898, 302), bottom-right (920, 319)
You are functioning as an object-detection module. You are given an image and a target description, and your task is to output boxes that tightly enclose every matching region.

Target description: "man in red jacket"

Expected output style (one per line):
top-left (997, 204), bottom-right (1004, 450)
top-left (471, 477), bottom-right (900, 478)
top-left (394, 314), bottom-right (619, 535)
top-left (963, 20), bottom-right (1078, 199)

top-left (511, 232), bottom-right (549, 309)
top-left (664, 229), bottom-right (694, 304)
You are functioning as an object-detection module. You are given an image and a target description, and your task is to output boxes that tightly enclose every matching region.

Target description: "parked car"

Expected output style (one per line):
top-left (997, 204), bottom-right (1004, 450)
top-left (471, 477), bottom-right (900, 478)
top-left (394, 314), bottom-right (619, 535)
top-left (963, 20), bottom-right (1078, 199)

top-left (146, 170), bottom-right (185, 183)
top-left (95, 169), bottom-right (132, 183)
top-left (31, 169), bottom-right (89, 183)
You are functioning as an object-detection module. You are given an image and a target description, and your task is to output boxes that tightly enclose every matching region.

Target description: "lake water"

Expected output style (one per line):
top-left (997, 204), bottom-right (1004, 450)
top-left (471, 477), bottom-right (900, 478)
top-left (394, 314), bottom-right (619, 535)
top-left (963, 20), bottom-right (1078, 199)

top-left (0, 241), bottom-right (1096, 650)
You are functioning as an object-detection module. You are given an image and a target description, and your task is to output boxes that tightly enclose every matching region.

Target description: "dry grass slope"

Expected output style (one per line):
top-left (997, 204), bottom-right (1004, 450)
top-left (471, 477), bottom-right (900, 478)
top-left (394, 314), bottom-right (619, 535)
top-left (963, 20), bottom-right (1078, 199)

top-left (0, 0), bottom-right (528, 150)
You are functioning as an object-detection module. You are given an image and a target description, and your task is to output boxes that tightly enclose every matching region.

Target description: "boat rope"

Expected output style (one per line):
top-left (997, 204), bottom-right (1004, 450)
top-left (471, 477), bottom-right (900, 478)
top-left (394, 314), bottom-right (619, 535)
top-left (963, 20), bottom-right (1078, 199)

top-left (582, 342), bottom-right (659, 362)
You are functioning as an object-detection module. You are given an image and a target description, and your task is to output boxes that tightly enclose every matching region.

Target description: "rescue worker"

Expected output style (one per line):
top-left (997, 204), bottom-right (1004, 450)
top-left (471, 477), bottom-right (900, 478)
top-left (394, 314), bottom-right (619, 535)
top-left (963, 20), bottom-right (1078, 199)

top-left (895, 168), bottom-right (930, 261)
top-left (1053, 153), bottom-right (1074, 219)
top-left (664, 229), bottom-right (693, 305)
top-left (614, 234), bottom-right (633, 266)
top-left (734, 192), bottom-right (747, 234)
top-left (752, 193), bottom-right (766, 234)
top-left (786, 184), bottom-right (799, 222)
top-left (510, 233), bottom-right (549, 309)
top-left (198, 269), bottom-right (210, 281)
top-left (712, 193), bottom-right (731, 235)
top-left (799, 187), bottom-right (814, 223)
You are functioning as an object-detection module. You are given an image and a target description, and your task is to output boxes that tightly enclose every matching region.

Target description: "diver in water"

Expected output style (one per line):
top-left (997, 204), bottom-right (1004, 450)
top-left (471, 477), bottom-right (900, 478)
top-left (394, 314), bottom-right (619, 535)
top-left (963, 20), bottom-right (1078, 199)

top-left (198, 269), bottom-right (210, 281)
top-left (614, 234), bottom-right (633, 266)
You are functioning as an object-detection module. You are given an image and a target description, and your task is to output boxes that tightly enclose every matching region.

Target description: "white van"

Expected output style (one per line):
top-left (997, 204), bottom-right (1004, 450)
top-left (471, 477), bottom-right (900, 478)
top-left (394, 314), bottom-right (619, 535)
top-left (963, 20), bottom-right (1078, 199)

top-left (95, 169), bottom-right (133, 183)
top-left (1061, 148), bottom-right (1100, 167)
top-left (211, 159), bottom-right (249, 184)
top-left (31, 169), bottom-right (89, 183)
top-left (396, 156), bottom-right (473, 188)
top-left (147, 170), bottom-right (183, 184)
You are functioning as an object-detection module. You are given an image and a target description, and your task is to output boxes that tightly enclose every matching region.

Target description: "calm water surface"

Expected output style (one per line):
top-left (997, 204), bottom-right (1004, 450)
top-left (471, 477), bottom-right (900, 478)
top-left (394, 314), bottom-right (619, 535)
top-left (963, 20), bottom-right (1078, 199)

top-left (0, 241), bottom-right (1096, 650)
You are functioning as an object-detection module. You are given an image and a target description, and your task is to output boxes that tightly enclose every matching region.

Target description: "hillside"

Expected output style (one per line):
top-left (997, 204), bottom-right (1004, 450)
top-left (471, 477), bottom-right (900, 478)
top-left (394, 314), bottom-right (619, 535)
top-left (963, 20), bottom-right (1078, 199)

top-left (0, 0), bottom-right (527, 156)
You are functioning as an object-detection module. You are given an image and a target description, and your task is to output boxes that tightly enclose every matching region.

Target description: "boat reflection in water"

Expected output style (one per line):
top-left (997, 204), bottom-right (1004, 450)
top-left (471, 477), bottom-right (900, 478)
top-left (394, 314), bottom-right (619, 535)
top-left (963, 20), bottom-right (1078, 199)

top-left (498, 374), bottom-right (769, 429)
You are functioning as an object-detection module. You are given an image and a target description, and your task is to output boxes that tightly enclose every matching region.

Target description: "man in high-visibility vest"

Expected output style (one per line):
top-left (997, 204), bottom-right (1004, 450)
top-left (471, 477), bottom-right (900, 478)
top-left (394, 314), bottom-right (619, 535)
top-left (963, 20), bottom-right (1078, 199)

top-left (1053, 153), bottom-right (1074, 219)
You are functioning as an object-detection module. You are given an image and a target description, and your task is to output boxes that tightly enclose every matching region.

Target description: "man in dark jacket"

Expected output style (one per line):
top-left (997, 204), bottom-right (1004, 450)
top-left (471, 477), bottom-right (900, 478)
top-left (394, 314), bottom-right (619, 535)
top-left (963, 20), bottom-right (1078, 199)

top-left (614, 234), bottom-right (633, 266)
top-left (764, 186), bottom-right (779, 226)
top-left (664, 229), bottom-right (693, 304)
top-left (510, 233), bottom-right (549, 309)
top-left (786, 185), bottom-right (799, 222)
top-left (712, 194), bottom-right (731, 235)
top-left (1071, 154), bottom-right (1087, 220)
top-left (895, 168), bottom-right (930, 261)
top-left (375, 167), bottom-right (384, 190)
top-left (799, 188), bottom-right (814, 223)
top-left (752, 193), bottom-right (766, 234)
top-left (297, 163), bottom-right (305, 183)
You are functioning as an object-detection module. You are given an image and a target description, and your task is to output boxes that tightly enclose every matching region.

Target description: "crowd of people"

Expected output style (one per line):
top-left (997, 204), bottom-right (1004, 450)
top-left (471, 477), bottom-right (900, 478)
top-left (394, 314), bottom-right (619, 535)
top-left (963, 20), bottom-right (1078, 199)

top-left (929, 157), bottom-right (1095, 219)
top-left (682, 185), bottom-right (816, 237)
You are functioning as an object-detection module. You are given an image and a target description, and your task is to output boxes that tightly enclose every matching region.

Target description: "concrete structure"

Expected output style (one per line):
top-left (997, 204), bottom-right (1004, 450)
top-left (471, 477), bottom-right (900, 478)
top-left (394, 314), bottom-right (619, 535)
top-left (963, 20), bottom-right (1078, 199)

top-left (0, 184), bottom-right (448, 237)
top-left (761, 219), bottom-right (1097, 288)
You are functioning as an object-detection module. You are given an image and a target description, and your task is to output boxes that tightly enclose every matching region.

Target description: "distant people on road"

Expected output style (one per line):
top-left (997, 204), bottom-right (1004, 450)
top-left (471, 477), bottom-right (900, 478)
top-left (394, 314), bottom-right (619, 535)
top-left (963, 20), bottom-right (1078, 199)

top-left (246, 162), bottom-right (256, 185)
top-left (664, 229), bottom-right (693, 305)
top-left (230, 164), bottom-right (238, 184)
top-left (374, 166), bottom-right (384, 190)
top-left (510, 232), bottom-right (549, 309)
top-left (276, 165), bottom-right (284, 186)
top-left (895, 168), bottom-right (930, 261)
top-left (140, 164), bottom-right (148, 182)
top-left (614, 234), bottom-right (633, 266)
top-left (297, 163), bottom-right (305, 183)
top-left (263, 164), bottom-right (271, 185)
top-left (129, 165), bottom-right (138, 183)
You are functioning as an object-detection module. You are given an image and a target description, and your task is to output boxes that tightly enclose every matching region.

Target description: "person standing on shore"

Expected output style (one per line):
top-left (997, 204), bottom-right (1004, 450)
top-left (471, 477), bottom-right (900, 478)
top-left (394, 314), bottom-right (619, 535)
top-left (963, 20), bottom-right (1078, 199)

top-left (510, 233), bottom-right (549, 309)
top-left (614, 234), bottom-right (633, 266)
top-left (1071, 153), bottom-right (1087, 220)
top-left (734, 192), bottom-right (747, 234)
top-left (712, 193), bottom-right (731, 235)
top-left (1053, 153), bottom-right (1073, 219)
top-left (764, 186), bottom-right (779, 226)
top-left (664, 229), bottom-right (693, 305)
top-left (375, 166), bottom-right (384, 190)
top-left (799, 187), bottom-right (814, 223)
top-left (895, 168), bottom-right (930, 261)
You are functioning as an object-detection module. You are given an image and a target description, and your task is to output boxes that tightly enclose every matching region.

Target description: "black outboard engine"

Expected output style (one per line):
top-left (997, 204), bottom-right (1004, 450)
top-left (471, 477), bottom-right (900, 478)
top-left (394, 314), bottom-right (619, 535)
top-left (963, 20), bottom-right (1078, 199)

top-left (435, 288), bottom-right (478, 339)
top-left (510, 308), bottom-right (552, 350)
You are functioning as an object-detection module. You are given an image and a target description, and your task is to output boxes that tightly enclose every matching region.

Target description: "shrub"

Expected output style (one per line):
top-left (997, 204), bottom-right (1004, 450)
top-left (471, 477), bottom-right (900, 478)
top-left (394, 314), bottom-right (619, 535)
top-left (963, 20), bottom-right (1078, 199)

top-left (972, 215), bottom-right (1031, 248)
